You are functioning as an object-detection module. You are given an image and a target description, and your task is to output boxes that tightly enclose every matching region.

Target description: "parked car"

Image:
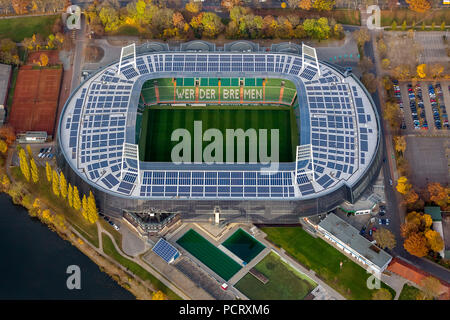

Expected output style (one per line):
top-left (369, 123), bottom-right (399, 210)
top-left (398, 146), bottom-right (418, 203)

top-left (360, 226), bottom-right (367, 236)
top-left (113, 224), bottom-right (120, 231)
top-left (379, 218), bottom-right (390, 226)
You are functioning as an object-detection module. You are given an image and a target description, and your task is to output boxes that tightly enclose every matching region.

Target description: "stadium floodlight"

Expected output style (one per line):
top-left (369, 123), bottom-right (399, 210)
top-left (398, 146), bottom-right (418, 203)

top-left (295, 144), bottom-right (315, 183)
top-left (118, 43), bottom-right (137, 75)
top-left (300, 43), bottom-right (321, 79)
top-left (120, 142), bottom-right (141, 184)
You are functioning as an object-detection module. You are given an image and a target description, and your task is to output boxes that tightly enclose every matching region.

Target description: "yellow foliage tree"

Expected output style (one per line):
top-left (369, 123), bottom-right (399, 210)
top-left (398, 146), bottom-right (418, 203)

top-left (1, 174), bottom-right (11, 190)
top-left (425, 229), bottom-right (444, 252)
top-left (427, 182), bottom-right (449, 209)
top-left (60, 172), bottom-right (67, 199)
top-left (40, 53), bottom-right (49, 67)
top-left (45, 161), bottom-right (52, 182)
top-left (152, 291), bottom-right (166, 300)
top-left (406, 0), bottom-right (431, 13)
top-left (422, 214), bottom-right (433, 229)
top-left (416, 64), bottom-right (427, 78)
top-left (26, 144), bottom-right (32, 158)
top-left (185, 1), bottom-right (201, 13)
top-left (19, 148), bottom-right (30, 182)
top-left (68, 184), bottom-right (73, 208)
top-left (73, 186), bottom-right (81, 211)
top-left (0, 139), bottom-right (8, 153)
top-left (30, 157), bottom-right (39, 183)
top-left (394, 136), bottom-right (406, 154)
top-left (81, 194), bottom-right (88, 221)
top-left (403, 232), bottom-right (428, 257)
top-left (396, 176), bottom-right (412, 195)
top-left (52, 169), bottom-right (60, 197)
top-left (87, 191), bottom-right (99, 224)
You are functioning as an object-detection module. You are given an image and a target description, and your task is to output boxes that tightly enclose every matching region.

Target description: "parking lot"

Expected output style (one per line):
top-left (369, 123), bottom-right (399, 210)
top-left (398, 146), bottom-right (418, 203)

top-left (399, 81), bottom-right (450, 134)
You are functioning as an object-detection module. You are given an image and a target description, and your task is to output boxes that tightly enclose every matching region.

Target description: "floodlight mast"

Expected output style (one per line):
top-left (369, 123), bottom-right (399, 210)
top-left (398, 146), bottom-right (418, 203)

top-left (118, 43), bottom-right (137, 74)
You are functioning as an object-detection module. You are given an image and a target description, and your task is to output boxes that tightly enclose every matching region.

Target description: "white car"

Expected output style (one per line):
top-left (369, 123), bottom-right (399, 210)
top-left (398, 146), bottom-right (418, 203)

top-left (113, 224), bottom-right (120, 231)
top-left (38, 152), bottom-right (43, 158)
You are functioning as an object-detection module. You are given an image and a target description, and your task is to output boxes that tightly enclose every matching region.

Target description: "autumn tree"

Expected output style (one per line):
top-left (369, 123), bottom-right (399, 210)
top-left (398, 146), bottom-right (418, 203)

top-left (152, 290), bottom-right (166, 300)
top-left (73, 186), bottom-right (81, 211)
top-left (185, 1), bottom-right (201, 13)
top-left (12, 0), bottom-right (30, 14)
top-left (0, 125), bottom-right (16, 145)
top-left (403, 189), bottom-right (424, 210)
top-left (426, 182), bottom-right (449, 209)
top-left (372, 288), bottom-right (392, 300)
top-left (60, 172), bottom-right (68, 199)
top-left (299, 0), bottom-right (312, 10)
top-left (373, 228), bottom-right (396, 250)
top-left (358, 56), bottom-right (374, 73)
top-left (81, 194), bottom-right (88, 221)
top-left (420, 276), bottom-right (441, 299)
top-left (396, 176), bottom-right (412, 195)
top-left (362, 73), bottom-right (377, 93)
top-left (403, 232), bottom-right (428, 257)
top-left (30, 157), bottom-right (39, 183)
top-left (221, 0), bottom-right (242, 11)
top-left (312, 0), bottom-right (334, 11)
top-left (87, 191), bottom-right (99, 224)
top-left (68, 183), bottom-right (73, 208)
top-left (0, 139), bottom-right (7, 153)
top-left (405, 0), bottom-right (431, 13)
top-left (429, 64), bottom-right (444, 78)
top-left (19, 148), bottom-right (30, 182)
top-left (39, 53), bottom-right (49, 67)
top-left (52, 169), bottom-right (60, 197)
top-left (425, 230), bottom-right (444, 252)
top-left (416, 64), bottom-right (427, 78)
top-left (286, 0), bottom-right (300, 8)
top-left (99, 4), bottom-right (121, 32)
top-left (303, 18), bottom-right (330, 40)
top-left (383, 101), bottom-right (403, 130)
top-left (393, 136), bottom-right (406, 154)
top-left (45, 161), bottom-right (52, 182)
top-left (381, 58), bottom-right (390, 69)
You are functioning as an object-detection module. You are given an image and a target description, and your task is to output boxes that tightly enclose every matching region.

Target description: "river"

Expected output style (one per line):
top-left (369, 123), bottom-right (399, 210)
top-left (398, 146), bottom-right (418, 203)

top-left (0, 193), bottom-right (134, 299)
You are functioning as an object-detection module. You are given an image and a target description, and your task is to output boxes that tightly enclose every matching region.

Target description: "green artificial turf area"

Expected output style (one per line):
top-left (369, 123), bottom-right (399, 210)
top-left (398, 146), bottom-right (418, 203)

top-left (0, 15), bottom-right (59, 42)
top-left (176, 229), bottom-right (242, 281)
top-left (138, 105), bottom-right (298, 163)
top-left (261, 227), bottom-right (396, 300)
top-left (235, 252), bottom-right (317, 300)
top-left (222, 228), bottom-right (266, 263)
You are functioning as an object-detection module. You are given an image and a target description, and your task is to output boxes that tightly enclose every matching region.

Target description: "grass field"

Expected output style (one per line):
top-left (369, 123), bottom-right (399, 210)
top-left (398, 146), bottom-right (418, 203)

top-left (398, 284), bottom-right (424, 300)
top-left (0, 15), bottom-right (59, 42)
top-left (261, 227), bottom-right (396, 300)
top-left (235, 252), bottom-right (317, 300)
top-left (101, 234), bottom-right (181, 300)
top-left (176, 229), bottom-right (242, 281)
top-left (138, 105), bottom-right (298, 163)
top-left (222, 228), bottom-right (265, 264)
top-left (381, 9), bottom-right (450, 26)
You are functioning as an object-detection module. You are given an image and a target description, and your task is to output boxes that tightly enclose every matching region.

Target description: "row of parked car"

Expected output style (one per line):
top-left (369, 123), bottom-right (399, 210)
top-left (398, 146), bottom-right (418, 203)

top-left (429, 84), bottom-right (449, 129)
top-left (99, 212), bottom-right (120, 230)
top-left (393, 80), bottom-right (407, 130)
top-left (38, 147), bottom-right (53, 159)
top-left (407, 84), bottom-right (424, 130)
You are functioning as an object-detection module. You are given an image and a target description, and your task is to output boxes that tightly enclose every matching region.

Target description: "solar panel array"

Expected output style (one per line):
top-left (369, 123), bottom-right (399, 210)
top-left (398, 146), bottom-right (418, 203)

top-left (152, 238), bottom-right (180, 264)
top-left (61, 51), bottom-right (377, 200)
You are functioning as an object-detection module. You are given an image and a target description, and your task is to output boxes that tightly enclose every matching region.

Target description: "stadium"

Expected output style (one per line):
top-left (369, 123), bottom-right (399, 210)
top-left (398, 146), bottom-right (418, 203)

top-left (56, 41), bottom-right (383, 224)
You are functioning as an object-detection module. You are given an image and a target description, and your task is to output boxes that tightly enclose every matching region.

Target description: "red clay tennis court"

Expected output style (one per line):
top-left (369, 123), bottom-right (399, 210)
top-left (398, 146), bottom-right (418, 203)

top-left (8, 66), bottom-right (62, 136)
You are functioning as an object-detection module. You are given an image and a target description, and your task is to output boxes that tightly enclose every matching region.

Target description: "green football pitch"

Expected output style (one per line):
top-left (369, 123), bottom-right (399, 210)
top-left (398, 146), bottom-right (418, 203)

top-left (176, 229), bottom-right (242, 281)
top-left (138, 105), bottom-right (299, 163)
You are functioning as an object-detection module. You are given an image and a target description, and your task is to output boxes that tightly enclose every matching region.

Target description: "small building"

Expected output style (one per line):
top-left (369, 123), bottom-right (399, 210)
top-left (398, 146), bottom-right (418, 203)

top-left (17, 131), bottom-right (48, 144)
top-left (425, 206), bottom-right (445, 257)
top-left (0, 63), bottom-right (12, 126)
top-left (318, 213), bottom-right (392, 273)
top-left (152, 238), bottom-right (180, 264)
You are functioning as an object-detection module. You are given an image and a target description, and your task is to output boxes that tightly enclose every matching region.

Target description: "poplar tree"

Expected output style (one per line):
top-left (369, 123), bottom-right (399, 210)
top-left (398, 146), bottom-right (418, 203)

top-left (87, 191), bottom-right (99, 224)
top-left (19, 148), bottom-right (30, 182)
top-left (45, 162), bottom-right (52, 182)
top-left (60, 172), bottom-right (67, 199)
top-left (52, 169), bottom-right (60, 197)
top-left (68, 184), bottom-right (73, 208)
top-left (73, 186), bottom-right (81, 210)
top-left (81, 194), bottom-right (88, 221)
top-left (30, 157), bottom-right (39, 183)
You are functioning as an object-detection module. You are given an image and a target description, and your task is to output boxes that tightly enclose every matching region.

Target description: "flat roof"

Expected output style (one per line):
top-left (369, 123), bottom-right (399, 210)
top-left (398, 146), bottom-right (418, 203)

top-left (424, 206), bottom-right (442, 222)
top-left (0, 63), bottom-right (12, 106)
top-left (318, 213), bottom-right (392, 269)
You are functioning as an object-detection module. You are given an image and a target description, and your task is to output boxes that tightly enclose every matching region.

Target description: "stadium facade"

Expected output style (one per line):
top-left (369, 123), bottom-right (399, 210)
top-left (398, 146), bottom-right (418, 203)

top-left (57, 41), bottom-right (383, 223)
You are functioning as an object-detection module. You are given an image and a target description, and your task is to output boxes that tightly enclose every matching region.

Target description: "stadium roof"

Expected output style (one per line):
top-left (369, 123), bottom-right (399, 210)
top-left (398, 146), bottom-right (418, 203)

top-left (58, 42), bottom-right (380, 201)
top-left (319, 213), bottom-right (392, 269)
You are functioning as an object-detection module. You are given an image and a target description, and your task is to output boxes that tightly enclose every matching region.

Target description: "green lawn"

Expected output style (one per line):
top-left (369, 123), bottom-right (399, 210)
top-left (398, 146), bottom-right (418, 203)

top-left (235, 252), bottom-right (317, 300)
top-left (138, 106), bottom-right (298, 163)
top-left (101, 234), bottom-right (181, 300)
top-left (261, 227), bottom-right (396, 300)
top-left (398, 284), bottom-right (423, 300)
top-left (0, 15), bottom-right (59, 42)
top-left (176, 229), bottom-right (242, 281)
